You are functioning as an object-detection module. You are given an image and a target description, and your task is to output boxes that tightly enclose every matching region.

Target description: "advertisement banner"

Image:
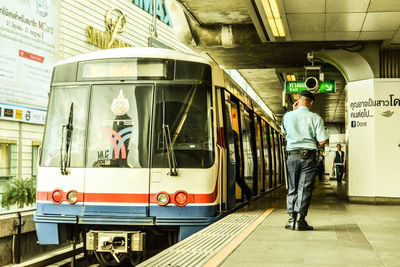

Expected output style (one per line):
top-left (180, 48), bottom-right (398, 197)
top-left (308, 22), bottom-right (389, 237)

top-left (0, 0), bottom-right (59, 113)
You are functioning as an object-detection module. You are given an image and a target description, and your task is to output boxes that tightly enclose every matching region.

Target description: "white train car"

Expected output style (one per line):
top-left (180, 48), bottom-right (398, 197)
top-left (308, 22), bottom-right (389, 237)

top-left (34, 47), bottom-right (285, 265)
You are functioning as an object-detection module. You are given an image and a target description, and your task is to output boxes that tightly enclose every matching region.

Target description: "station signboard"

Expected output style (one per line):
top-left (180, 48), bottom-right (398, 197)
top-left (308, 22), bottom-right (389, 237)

top-left (285, 80), bottom-right (336, 94)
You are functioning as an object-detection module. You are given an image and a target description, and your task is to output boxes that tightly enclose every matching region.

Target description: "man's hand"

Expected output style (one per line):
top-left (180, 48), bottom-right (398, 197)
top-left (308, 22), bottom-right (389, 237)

top-left (318, 139), bottom-right (328, 146)
top-left (293, 99), bottom-right (299, 110)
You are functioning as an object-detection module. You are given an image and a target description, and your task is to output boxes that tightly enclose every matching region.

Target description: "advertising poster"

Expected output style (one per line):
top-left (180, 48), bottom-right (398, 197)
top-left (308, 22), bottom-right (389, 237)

top-left (347, 79), bottom-right (376, 197)
top-left (373, 79), bottom-right (400, 197)
top-left (0, 0), bottom-right (59, 124)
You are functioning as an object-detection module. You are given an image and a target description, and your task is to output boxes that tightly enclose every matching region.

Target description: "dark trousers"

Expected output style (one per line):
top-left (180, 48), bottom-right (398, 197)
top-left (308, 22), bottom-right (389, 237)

top-left (317, 163), bottom-right (324, 180)
top-left (336, 165), bottom-right (344, 183)
top-left (286, 154), bottom-right (317, 216)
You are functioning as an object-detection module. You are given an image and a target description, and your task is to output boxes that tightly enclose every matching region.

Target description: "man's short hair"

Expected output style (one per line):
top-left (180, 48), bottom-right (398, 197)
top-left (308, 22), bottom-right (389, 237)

top-left (299, 90), bottom-right (315, 101)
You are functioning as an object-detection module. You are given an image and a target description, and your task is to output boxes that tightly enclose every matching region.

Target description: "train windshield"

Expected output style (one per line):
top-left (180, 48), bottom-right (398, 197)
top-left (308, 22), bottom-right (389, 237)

top-left (41, 86), bottom-right (89, 167)
top-left (87, 84), bottom-right (153, 168)
top-left (152, 84), bottom-right (214, 168)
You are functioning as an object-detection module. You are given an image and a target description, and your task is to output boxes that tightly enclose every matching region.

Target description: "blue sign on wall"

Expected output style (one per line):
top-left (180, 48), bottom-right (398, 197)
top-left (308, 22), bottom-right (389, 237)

top-left (133, 0), bottom-right (172, 27)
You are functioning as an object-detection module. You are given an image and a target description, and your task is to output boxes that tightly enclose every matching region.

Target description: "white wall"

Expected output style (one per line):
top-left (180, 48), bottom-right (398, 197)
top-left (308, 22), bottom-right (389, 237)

top-left (347, 79), bottom-right (376, 197)
top-left (59, 0), bottom-right (192, 60)
top-left (374, 79), bottom-right (400, 197)
top-left (347, 78), bottom-right (400, 198)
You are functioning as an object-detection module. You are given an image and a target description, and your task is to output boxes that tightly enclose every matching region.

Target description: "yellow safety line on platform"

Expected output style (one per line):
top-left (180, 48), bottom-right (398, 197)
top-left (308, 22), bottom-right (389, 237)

top-left (204, 201), bottom-right (281, 267)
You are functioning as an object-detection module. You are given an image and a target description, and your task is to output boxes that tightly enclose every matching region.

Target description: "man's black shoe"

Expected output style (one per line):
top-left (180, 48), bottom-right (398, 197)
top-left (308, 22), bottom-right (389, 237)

top-left (285, 213), bottom-right (297, 230)
top-left (296, 215), bottom-right (313, 231)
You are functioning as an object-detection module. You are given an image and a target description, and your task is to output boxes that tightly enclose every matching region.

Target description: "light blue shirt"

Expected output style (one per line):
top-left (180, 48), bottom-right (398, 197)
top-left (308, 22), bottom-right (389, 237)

top-left (281, 106), bottom-right (330, 151)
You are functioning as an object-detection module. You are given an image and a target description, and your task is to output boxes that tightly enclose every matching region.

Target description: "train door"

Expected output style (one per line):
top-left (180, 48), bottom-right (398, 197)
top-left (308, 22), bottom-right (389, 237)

top-left (221, 91), bottom-right (238, 209)
top-left (275, 131), bottom-right (281, 185)
top-left (270, 126), bottom-right (277, 187)
top-left (254, 116), bottom-right (263, 193)
top-left (262, 121), bottom-right (272, 190)
top-left (149, 83), bottom-right (215, 216)
top-left (83, 84), bottom-right (153, 217)
top-left (280, 135), bottom-right (286, 186)
top-left (240, 103), bottom-right (256, 196)
top-left (230, 99), bottom-right (243, 201)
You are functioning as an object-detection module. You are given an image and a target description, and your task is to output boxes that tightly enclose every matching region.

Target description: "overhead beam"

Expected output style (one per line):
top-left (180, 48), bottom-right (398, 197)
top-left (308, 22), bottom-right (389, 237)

top-left (242, 0), bottom-right (269, 42)
top-left (314, 49), bottom-right (374, 82)
top-left (166, 0), bottom-right (262, 47)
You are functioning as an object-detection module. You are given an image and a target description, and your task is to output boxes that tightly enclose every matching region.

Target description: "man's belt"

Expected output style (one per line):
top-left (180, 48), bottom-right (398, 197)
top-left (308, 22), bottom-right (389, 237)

top-left (287, 149), bottom-right (316, 155)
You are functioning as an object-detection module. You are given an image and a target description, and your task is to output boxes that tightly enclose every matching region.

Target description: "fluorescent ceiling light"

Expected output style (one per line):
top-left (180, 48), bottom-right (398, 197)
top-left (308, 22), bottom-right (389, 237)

top-left (286, 74), bottom-right (296, 81)
top-left (261, 0), bottom-right (285, 37)
top-left (225, 69), bottom-right (275, 120)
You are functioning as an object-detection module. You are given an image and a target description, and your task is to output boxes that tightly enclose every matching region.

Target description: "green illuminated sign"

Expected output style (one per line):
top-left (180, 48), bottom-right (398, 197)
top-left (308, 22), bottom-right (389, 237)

top-left (319, 80), bottom-right (336, 93)
top-left (285, 80), bottom-right (336, 94)
top-left (285, 81), bottom-right (306, 94)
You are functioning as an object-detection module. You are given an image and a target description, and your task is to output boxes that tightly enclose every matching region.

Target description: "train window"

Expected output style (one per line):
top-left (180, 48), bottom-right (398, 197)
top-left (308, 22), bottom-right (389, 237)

top-left (52, 62), bottom-right (77, 83)
top-left (270, 126), bottom-right (277, 186)
top-left (275, 131), bottom-right (281, 185)
top-left (240, 106), bottom-right (255, 194)
top-left (86, 84), bottom-right (153, 168)
top-left (77, 59), bottom-right (174, 81)
top-left (254, 118), bottom-right (262, 193)
top-left (175, 61), bottom-right (212, 81)
top-left (41, 86), bottom-right (89, 167)
top-left (262, 122), bottom-right (271, 189)
top-left (152, 84), bottom-right (214, 168)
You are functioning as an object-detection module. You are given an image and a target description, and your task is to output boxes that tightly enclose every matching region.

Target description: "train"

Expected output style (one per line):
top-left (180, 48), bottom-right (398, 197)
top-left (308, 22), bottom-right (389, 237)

top-left (34, 47), bottom-right (286, 265)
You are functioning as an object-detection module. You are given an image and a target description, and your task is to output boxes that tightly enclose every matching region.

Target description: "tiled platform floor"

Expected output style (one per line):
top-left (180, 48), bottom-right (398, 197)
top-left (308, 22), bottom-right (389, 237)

top-left (221, 178), bottom-right (400, 267)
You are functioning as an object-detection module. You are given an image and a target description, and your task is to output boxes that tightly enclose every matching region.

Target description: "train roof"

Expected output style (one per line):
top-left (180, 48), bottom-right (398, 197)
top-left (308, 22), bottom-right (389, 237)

top-left (55, 47), bottom-right (211, 66)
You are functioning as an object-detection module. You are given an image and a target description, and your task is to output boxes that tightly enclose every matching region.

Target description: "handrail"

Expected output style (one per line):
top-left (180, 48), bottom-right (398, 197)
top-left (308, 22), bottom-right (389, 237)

top-left (0, 208), bottom-right (36, 217)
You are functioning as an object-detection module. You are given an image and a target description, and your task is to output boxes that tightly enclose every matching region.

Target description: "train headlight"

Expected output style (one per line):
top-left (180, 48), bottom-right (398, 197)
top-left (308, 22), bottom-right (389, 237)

top-left (156, 192), bottom-right (170, 206)
top-left (174, 191), bottom-right (189, 207)
top-left (66, 190), bottom-right (78, 204)
top-left (51, 189), bottom-right (63, 204)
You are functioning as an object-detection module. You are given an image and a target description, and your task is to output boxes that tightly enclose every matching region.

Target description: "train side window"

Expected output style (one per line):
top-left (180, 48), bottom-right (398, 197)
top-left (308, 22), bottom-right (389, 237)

top-left (152, 84), bottom-right (214, 168)
top-left (263, 123), bottom-right (272, 189)
top-left (240, 106), bottom-right (255, 195)
top-left (270, 126), bottom-right (277, 187)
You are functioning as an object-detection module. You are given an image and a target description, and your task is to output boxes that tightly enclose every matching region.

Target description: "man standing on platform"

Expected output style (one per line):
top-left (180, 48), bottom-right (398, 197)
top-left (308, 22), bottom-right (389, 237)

top-left (281, 90), bottom-right (330, 231)
top-left (333, 144), bottom-right (345, 184)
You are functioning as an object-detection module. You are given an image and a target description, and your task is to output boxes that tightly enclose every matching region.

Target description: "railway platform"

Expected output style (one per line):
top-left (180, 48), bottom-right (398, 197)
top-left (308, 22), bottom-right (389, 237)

top-left (139, 178), bottom-right (400, 267)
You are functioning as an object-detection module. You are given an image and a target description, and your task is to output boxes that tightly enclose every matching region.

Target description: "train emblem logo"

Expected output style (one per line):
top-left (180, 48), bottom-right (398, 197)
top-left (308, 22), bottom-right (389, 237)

top-left (105, 8), bottom-right (127, 48)
top-left (102, 127), bottom-right (132, 159)
top-left (103, 90), bottom-right (132, 159)
top-left (111, 90), bottom-right (129, 115)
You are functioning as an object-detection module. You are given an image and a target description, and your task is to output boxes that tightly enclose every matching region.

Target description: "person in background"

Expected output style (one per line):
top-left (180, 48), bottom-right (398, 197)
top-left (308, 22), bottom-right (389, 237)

top-left (333, 144), bottom-right (345, 184)
top-left (317, 149), bottom-right (325, 181)
top-left (281, 90), bottom-right (330, 231)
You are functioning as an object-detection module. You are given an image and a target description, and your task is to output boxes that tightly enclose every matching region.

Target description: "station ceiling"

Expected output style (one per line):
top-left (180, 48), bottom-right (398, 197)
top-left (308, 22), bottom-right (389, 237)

top-left (171, 0), bottom-right (397, 124)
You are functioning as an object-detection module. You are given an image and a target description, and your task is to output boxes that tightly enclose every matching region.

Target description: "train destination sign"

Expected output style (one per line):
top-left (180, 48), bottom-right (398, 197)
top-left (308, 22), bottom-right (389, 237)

top-left (285, 80), bottom-right (336, 94)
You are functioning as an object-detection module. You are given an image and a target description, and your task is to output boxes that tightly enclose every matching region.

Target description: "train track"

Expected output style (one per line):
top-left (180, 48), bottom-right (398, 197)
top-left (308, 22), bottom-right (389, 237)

top-left (10, 243), bottom-right (84, 267)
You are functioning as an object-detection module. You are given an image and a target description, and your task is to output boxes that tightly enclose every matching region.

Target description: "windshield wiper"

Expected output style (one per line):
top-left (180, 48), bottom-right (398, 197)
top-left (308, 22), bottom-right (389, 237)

top-left (60, 103), bottom-right (73, 175)
top-left (162, 93), bottom-right (178, 176)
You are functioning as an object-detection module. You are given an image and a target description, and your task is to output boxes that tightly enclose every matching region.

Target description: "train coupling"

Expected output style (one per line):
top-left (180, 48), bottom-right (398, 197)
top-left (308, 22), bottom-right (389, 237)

top-left (86, 230), bottom-right (146, 253)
